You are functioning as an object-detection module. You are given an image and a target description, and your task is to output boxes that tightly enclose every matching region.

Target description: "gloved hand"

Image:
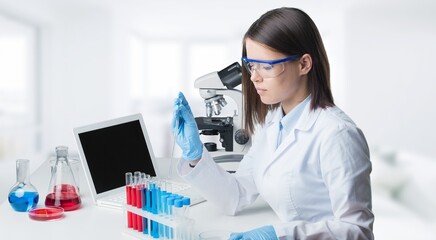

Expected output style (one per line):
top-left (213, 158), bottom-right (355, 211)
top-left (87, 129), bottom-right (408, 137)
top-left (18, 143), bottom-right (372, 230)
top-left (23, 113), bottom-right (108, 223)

top-left (229, 225), bottom-right (278, 240)
top-left (171, 92), bottom-right (203, 161)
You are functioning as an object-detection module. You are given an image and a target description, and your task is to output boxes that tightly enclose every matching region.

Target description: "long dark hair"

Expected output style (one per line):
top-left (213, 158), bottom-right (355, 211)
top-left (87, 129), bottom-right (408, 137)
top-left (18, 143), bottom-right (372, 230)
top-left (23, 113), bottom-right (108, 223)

top-left (242, 7), bottom-right (334, 134)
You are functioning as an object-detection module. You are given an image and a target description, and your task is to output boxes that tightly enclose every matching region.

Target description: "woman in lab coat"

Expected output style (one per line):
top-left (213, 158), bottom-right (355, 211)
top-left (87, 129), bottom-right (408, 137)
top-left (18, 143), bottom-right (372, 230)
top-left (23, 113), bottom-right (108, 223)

top-left (172, 7), bottom-right (374, 240)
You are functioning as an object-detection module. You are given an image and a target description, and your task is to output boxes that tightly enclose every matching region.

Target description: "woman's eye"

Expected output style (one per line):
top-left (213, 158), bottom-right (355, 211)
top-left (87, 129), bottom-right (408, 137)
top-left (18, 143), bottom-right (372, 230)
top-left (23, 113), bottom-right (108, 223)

top-left (261, 64), bottom-right (273, 71)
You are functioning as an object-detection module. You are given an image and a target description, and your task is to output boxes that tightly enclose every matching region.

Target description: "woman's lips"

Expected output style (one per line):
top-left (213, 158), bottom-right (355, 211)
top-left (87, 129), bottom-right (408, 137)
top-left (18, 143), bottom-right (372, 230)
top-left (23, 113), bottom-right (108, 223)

top-left (256, 88), bottom-right (267, 94)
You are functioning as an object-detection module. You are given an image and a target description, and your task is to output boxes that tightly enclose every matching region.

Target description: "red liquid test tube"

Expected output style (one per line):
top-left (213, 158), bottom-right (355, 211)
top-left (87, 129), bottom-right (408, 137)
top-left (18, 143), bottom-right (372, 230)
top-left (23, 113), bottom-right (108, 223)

top-left (132, 212), bottom-right (137, 230)
top-left (131, 176), bottom-right (138, 229)
top-left (137, 214), bottom-right (143, 232)
top-left (131, 185), bottom-right (137, 208)
top-left (126, 173), bottom-right (133, 228)
top-left (135, 175), bottom-right (143, 232)
top-left (136, 185), bottom-right (142, 209)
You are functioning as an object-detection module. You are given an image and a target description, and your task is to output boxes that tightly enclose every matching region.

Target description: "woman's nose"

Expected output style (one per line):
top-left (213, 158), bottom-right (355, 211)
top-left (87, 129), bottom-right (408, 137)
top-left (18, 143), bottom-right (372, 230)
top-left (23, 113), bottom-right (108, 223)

top-left (250, 69), bottom-right (262, 82)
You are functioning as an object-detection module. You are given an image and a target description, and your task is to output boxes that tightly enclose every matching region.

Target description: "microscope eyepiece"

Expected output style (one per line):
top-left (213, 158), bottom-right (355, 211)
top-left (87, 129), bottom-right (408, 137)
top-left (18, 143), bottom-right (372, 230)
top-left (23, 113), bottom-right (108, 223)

top-left (217, 62), bottom-right (242, 89)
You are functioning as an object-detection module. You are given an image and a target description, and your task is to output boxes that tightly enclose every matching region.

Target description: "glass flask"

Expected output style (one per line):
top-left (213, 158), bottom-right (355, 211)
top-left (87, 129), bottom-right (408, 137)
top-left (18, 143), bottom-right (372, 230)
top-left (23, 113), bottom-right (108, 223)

top-left (45, 146), bottom-right (81, 211)
top-left (8, 159), bottom-right (39, 212)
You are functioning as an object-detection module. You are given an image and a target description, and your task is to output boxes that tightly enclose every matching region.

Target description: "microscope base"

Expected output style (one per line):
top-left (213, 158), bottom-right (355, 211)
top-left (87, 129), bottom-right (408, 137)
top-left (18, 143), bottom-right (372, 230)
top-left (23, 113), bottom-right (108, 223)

top-left (207, 151), bottom-right (245, 173)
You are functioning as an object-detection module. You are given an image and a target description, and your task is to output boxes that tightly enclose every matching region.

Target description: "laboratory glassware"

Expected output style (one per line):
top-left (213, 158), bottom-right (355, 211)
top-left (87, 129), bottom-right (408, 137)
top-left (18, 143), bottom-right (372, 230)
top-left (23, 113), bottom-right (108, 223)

top-left (45, 146), bottom-right (81, 211)
top-left (28, 207), bottom-right (64, 221)
top-left (50, 156), bottom-right (81, 194)
top-left (8, 159), bottom-right (39, 212)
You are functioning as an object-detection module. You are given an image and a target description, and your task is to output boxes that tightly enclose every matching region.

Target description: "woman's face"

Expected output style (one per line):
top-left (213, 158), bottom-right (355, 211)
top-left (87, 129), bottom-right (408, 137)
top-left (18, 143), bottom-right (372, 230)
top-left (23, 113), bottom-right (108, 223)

top-left (245, 38), bottom-right (309, 113)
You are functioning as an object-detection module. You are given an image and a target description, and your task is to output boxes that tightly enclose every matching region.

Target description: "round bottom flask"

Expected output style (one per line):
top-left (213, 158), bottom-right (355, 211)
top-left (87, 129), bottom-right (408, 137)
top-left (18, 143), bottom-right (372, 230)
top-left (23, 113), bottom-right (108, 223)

top-left (8, 159), bottom-right (39, 212)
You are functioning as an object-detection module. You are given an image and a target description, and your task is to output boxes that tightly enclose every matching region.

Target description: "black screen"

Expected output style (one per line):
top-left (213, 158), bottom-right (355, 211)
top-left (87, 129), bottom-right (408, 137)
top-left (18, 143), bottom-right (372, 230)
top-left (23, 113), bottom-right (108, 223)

top-left (78, 120), bottom-right (156, 194)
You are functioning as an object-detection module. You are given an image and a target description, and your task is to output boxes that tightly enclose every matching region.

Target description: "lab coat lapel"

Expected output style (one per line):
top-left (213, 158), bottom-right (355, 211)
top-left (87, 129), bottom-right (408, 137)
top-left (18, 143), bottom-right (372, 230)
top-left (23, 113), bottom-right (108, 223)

top-left (260, 109), bottom-right (283, 173)
top-left (266, 110), bottom-right (281, 154)
top-left (263, 105), bottom-right (322, 173)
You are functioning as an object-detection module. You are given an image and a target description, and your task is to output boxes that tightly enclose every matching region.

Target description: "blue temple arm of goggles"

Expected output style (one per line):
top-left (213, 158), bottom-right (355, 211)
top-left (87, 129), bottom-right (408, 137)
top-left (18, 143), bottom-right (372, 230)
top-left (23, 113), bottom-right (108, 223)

top-left (241, 55), bottom-right (300, 65)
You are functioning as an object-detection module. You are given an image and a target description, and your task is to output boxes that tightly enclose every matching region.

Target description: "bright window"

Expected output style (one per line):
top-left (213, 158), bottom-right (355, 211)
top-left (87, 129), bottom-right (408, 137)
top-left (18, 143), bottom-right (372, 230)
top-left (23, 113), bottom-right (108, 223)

top-left (0, 14), bottom-right (39, 161)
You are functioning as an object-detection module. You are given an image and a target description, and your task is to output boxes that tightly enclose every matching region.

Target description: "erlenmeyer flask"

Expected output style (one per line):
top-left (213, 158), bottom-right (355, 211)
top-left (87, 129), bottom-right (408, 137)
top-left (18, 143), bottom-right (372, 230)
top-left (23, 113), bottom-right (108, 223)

top-left (45, 146), bottom-right (81, 211)
top-left (8, 159), bottom-right (39, 212)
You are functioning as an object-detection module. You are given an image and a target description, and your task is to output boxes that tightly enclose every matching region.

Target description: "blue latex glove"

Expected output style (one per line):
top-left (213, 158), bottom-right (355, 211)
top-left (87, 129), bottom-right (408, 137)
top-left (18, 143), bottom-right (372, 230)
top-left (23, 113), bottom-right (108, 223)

top-left (229, 225), bottom-right (278, 240)
top-left (171, 92), bottom-right (203, 160)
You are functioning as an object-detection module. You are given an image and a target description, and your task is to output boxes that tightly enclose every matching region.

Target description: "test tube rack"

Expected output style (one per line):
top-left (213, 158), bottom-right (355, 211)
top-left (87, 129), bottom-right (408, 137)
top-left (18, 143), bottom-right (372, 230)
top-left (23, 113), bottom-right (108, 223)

top-left (123, 173), bottom-right (196, 240)
top-left (124, 204), bottom-right (194, 240)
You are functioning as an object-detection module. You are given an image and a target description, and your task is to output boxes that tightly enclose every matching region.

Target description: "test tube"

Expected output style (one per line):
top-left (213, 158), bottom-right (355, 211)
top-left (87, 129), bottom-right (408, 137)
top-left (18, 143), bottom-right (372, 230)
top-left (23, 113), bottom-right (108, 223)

top-left (160, 179), bottom-right (168, 195)
top-left (141, 174), bottom-right (149, 235)
top-left (134, 171), bottom-right (142, 209)
top-left (152, 220), bottom-right (159, 239)
top-left (182, 197), bottom-right (191, 218)
top-left (132, 174), bottom-right (138, 230)
top-left (159, 196), bottom-right (168, 239)
top-left (146, 177), bottom-right (152, 212)
top-left (174, 199), bottom-right (184, 219)
top-left (125, 172), bottom-right (133, 228)
top-left (174, 199), bottom-right (184, 240)
top-left (161, 195), bottom-right (170, 217)
top-left (166, 196), bottom-right (176, 240)
top-left (181, 197), bottom-right (192, 240)
top-left (155, 178), bottom-right (162, 215)
top-left (148, 178), bottom-right (157, 238)
top-left (151, 177), bottom-right (159, 214)
top-left (135, 173), bottom-right (143, 232)
top-left (136, 173), bottom-right (143, 231)
top-left (182, 218), bottom-right (195, 240)
top-left (165, 181), bottom-right (173, 195)
top-left (166, 196), bottom-right (175, 218)
top-left (142, 175), bottom-right (148, 211)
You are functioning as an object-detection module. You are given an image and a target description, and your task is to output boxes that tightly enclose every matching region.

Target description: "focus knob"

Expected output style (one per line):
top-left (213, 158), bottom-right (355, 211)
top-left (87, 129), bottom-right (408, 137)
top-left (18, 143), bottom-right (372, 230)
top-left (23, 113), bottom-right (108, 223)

top-left (234, 129), bottom-right (249, 145)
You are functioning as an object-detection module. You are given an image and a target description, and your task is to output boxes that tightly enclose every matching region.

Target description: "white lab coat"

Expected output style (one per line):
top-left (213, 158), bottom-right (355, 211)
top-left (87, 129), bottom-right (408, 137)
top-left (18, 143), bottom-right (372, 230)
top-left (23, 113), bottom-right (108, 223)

top-left (178, 104), bottom-right (374, 240)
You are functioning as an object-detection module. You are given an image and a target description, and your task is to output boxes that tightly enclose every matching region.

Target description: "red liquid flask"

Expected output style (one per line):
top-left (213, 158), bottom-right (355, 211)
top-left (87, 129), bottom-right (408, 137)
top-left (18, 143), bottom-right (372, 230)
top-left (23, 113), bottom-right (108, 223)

top-left (45, 146), bottom-right (81, 211)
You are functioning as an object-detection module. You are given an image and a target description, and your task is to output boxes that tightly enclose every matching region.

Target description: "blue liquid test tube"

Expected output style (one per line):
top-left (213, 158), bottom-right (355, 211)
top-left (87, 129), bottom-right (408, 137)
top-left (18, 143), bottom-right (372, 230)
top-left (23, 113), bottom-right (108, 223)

top-left (151, 179), bottom-right (161, 238)
top-left (142, 217), bottom-right (148, 235)
top-left (159, 192), bottom-right (170, 239)
top-left (151, 182), bottom-right (156, 214)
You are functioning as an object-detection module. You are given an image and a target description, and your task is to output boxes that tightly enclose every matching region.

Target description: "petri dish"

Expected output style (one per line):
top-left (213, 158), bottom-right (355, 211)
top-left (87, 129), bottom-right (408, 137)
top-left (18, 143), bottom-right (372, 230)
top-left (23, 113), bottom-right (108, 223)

top-left (28, 207), bottom-right (64, 221)
top-left (199, 230), bottom-right (232, 240)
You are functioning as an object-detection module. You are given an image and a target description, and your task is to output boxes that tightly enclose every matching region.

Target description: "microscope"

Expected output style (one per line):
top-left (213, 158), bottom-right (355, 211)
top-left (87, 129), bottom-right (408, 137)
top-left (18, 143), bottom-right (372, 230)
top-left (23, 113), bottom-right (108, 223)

top-left (194, 62), bottom-right (251, 162)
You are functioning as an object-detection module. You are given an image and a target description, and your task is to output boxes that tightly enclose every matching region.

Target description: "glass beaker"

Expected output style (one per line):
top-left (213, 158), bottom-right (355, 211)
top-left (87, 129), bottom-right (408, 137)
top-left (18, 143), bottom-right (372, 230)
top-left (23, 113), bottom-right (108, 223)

top-left (8, 159), bottom-right (39, 212)
top-left (45, 146), bottom-right (81, 211)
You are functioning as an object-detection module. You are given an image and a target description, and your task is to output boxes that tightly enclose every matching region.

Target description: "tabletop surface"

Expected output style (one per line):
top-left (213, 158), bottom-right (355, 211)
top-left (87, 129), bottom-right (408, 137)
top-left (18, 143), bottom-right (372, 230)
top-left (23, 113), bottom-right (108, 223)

top-left (0, 157), bottom-right (278, 239)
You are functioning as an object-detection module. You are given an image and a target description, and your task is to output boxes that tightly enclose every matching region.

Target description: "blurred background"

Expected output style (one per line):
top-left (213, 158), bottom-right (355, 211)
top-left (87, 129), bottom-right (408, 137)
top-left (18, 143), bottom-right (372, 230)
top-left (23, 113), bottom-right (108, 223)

top-left (1, 0), bottom-right (435, 238)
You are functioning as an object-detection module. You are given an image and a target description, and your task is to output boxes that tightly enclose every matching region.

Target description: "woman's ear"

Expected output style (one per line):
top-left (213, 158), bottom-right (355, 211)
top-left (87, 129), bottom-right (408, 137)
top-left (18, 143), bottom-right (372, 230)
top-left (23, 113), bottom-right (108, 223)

top-left (299, 53), bottom-right (312, 75)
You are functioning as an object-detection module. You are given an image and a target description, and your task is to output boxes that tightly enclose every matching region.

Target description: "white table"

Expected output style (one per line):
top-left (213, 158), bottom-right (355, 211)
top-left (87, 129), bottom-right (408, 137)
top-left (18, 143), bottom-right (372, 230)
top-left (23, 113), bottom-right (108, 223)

top-left (0, 158), bottom-right (279, 239)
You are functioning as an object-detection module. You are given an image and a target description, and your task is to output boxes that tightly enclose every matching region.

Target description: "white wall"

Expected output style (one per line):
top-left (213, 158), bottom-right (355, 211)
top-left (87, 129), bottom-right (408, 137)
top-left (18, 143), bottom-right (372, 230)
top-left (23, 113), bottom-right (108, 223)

top-left (1, 0), bottom-right (435, 161)
top-left (343, 1), bottom-right (436, 157)
top-left (41, 6), bottom-right (116, 152)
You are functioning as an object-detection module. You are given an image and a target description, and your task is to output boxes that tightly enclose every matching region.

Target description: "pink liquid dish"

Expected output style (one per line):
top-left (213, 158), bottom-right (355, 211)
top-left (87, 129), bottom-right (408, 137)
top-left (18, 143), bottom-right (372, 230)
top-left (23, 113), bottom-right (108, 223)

top-left (28, 207), bottom-right (64, 221)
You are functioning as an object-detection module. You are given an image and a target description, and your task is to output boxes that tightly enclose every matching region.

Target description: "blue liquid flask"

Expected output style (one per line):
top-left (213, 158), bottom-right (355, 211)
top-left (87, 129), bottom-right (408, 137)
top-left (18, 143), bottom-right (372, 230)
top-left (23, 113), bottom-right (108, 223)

top-left (8, 159), bottom-right (39, 212)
